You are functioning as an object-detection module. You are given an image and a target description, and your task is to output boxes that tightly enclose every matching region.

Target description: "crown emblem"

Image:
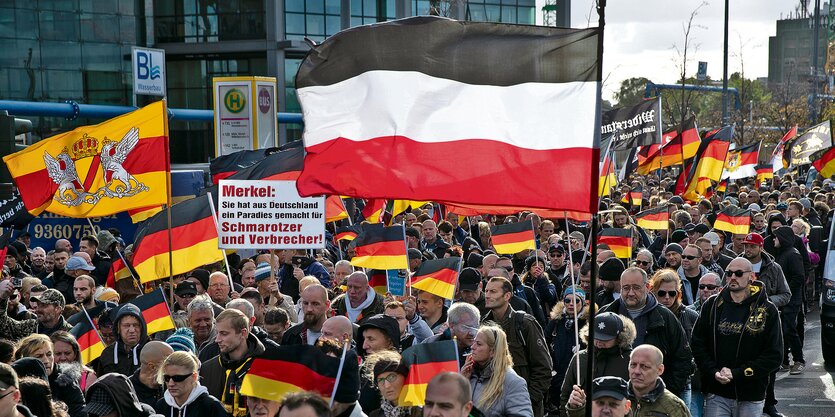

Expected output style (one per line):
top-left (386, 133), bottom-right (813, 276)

top-left (71, 134), bottom-right (99, 159)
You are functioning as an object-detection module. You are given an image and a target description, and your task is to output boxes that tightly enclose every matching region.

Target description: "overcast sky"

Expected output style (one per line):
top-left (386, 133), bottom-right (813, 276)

top-left (536, 0), bottom-right (808, 102)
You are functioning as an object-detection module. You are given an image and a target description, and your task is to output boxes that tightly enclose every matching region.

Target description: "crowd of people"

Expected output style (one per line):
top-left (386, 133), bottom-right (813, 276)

top-left (0, 169), bottom-right (828, 417)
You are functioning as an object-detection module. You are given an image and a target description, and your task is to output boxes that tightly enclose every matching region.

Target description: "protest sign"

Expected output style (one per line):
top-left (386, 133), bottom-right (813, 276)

top-left (387, 270), bottom-right (407, 296)
top-left (218, 180), bottom-right (325, 249)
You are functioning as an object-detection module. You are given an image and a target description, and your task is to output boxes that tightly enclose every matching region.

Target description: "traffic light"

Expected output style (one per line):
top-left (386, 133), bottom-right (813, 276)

top-left (0, 111), bottom-right (31, 191)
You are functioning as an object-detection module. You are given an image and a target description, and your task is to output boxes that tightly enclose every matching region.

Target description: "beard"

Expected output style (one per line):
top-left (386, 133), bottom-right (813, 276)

top-left (303, 312), bottom-right (319, 327)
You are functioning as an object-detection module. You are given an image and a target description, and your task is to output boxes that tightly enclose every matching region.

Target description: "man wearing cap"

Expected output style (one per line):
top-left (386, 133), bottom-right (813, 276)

top-left (408, 248), bottom-right (424, 271)
top-left (56, 255), bottom-right (95, 303)
top-left (0, 281), bottom-right (71, 340)
top-left (0, 363), bottom-right (36, 417)
top-left (566, 376), bottom-right (631, 417)
top-left (660, 243), bottom-right (683, 271)
top-left (599, 267), bottom-right (694, 397)
top-left (173, 280), bottom-right (198, 312)
top-left (3, 246), bottom-right (29, 281)
top-left (569, 231), bottom-right (585, 252)
top-left (561, 313), bottom-right (635, 417)
top-left (742, 233), bottom-right (791, 308)
top-left (253, 262), bottom-right (297, 323)
top-left (547, 243), bottom-right (569, 282)
top-left (596, 257), bottom-right (625, 307)
top-left (79, 235), bottom-right (112, 286)
top-left (676, 244), bottom-right (706, 306)
top-left (691, 257), bottom-right (783, 417)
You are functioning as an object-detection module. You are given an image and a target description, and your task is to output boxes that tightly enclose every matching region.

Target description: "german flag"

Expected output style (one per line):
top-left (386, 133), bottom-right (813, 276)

top-left (599, 148), bottom-right (617, 197)
top-left (715, 180), bottom-right (727, 194)
top-left (209, 148), bottom-right (278, 184)
top-left (3, 101), bottom-right (169, 217)
top-left (398, 340), bottom-right (459, 406)
top-left (350, 224), bottom-right (408, 270)
top-left (490, 220), bottom-right (536, 255)
top-left (105, 256), bottom-right (133, 288)
top-left (362, 199), bottom-right (386, 224)
top-left (334, 224), bottom-right (361, 242)
top-left (368, 269), bottom-right (388, 295)
top-left (756, 164), bottom-right (773, 184)
top-left (713, 206), bottom-right (750, 235)
top-left (635, 206), bottom-right (669, 230)
top-left (598, 227), bottom-right (632, 259)
top-left (127, 206), bottom-right (163, 223)
top-left (722, 142), bottom-right (760, 180)
top-left (131, 194), bottom-right (224, 283)
top-left (226, 146), bottom-right (303, 181)
top-left (239, 345), bottom-right (354, 401)
top-left (812, 147), bottom-right (835, 179)
top-left (69, 313), bottom-right (105, 365)
top-left (128, 288), bottom-right (174, 335)
top-left (325, 196), bottom-right (349, 223)
top-left (683, 126), bottom-right (733, 201)
top-left (411, 257), bottom-right (461, 300)
top-left (629, 185), bottom-right (643, 207)
top-left (637, 117), bottom-right (699, 174)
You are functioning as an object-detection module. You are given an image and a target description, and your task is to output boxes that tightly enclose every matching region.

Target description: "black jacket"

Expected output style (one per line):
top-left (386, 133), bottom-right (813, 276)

top-left (691, 281), bottom-right (783, 401)
top-left (599, 296), bottom-right (694, 394)
top-left (130, 369), bottom-right (164, 409)
top-left (97, 303), bottom-right (149, 377)
top-left (198, 326), bottom-right (279, 362)
top-left (86, 373), bottom-right (159, 417)
top-left (772, 226), bottom-right (806, 305)
top-left (199, 333), bottom-right (265, 417)
top-left (49, 363), bottom-right (86, 417)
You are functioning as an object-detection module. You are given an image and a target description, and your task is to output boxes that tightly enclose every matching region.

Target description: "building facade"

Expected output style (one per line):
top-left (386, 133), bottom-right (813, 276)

top-left (1, 0), bottom-right (537, 163)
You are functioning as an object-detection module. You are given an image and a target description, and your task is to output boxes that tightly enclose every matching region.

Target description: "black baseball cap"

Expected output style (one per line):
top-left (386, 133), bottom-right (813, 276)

top-left (458, 268), bottom-right (482, 291)
top-left (175, 281), bottom-right (198, 297)
top-left (592, 376), bottom-right (628, 400)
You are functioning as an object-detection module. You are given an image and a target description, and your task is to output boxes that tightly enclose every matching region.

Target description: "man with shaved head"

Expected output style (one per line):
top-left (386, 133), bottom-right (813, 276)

top-left (624, 345), bottom-right (689, 416)
top-left (282, 284), bottom-right (331, 345)
top-left (130, 340), bottom-right (173, 407)
top-left (319, 315), bottom-right (354, 347)
top-left (691, 257), bottom-right (783, 417)
top-left (421, 219), bottom-right (451, 258)
top-left (331, 271), bottom-right (385, 324)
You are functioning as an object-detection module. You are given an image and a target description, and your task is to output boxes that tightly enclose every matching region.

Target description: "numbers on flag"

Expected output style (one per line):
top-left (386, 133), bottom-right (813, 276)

top-left (33, 224), bottom-right (98, 240)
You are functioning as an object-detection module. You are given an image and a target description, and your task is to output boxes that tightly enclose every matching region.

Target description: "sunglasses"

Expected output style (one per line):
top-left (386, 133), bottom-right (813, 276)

top-left (725, 270), bottom-right (750, 278)
top-left (502, 266), bottom-right (514, 272)
top-left (682, 255), bottom-right (700, 260)
top-left (699, 284), bottom-right (720, 290)
top-left (634, 260), bottom-right (650, 266)
top-left (656, 290), bottom-right (678, 298)
top-left (564, 298), bottom-right (582, 304)
top-left (163, 374), bottom-right (192, 383)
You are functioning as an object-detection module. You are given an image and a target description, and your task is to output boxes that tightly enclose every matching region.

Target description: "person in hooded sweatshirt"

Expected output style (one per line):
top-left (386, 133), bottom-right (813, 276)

top-left (155, 351), bottom-right (226, 417)
top-left (97, 303), bottom-right (150, 377)
top-left (83, 373), bottom-right (159, 417)
top-left (200, 308), bottom-right (265, 417)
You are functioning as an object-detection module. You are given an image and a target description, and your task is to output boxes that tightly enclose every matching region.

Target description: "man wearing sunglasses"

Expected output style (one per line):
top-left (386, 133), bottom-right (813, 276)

top-left (675, 244), bottom-right (706, 306)
top-left (688, 273), bottom-right (722, 313)
top-left (691, 257), bottom-right (783, 417)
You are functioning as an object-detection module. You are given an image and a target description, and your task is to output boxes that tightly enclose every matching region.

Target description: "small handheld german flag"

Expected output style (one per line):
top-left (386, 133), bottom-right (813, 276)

top-left (812, 147), bottom-right (835, 179)
top-left (350, 224), bottom-right (408, 270)
top-left (629, 185), bottom-right (643, 207)
top-left (325, 196), bottom-right (349, 223)
top-left (128, 288), bottom-right (175, 335)
top-left (490, 220), bottom-right (536, 254)
top-left (239, 345), bottom-right (354, 401)
top-left (714, 206), bottom-right (750, 235)
top-left (69, 312), bottom-right (105, 365)
top-left (411, 257), bottom-right (461, 300)
top-left (398, 340), bottom-right (459, 406)
top-left (367, 270), bottom-right (388, 296)
top-left (334, 224), bottom-right (361, 242)
top-left (362, 199), bottom-right (387, 224)
top-left (598, 227), bottom-right (633, 259)
top-left (634, 206), bottom-right (669, 230)
top-left (756, 164), bottom-right (773, 184)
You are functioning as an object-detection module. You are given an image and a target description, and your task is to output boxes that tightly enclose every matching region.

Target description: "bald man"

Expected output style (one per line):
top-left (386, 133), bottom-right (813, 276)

top-left (130, 341), bottom-right (174, 407)
top-left (421, 219), bottom-right (450, 258)
top-left (625, 345), bottom-right (688, 416)
top-left (55, 239), bottom-right (72, 253)
top-left (283, 284), bottom-right (331, 345)
top-left (320, 315), bottom-right (354, 348)
top-left (331, 272), bottom-right (385, 324)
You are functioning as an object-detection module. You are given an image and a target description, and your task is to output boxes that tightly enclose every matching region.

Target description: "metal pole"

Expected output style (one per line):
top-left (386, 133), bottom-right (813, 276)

top-left (721, 0), bottom-right (730, 125)
top-left (812, 0), bottom-right (822, 123)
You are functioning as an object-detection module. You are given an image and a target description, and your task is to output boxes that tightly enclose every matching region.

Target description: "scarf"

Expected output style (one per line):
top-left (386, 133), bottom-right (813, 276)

top-left (381, 400), bottom-right (409, 417)
top-left (345, 288), bottom-right (375, 322)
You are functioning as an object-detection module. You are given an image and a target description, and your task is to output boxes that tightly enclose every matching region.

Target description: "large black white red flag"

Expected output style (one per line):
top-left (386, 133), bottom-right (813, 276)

top-left (787, 120), bottom-right (832, 167)
top-left (294, 16), bottom-right (602, 213)
top-left (601, 97), bottom-right (662, 150)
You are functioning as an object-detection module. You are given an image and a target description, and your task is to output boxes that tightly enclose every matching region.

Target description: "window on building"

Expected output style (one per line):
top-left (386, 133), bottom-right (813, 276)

top-left (285, 0), bottom-right (342, 42)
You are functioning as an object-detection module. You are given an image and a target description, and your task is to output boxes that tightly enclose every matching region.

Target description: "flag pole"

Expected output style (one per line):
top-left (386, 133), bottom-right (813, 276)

top-left (452, 336), bottom-right (460, 372)
top-left (163, 99), bottom-right (175, 307)
top-left (564, 212), bottom-right (582, 382)
top-left (401, 222), bottom-right (412, 298)
top-left (207, 192), bottom-right (234, 289)
top-left (85, 217), bottom-right (141, 289)
top-left (531, 219), bottom-right (542, 275)
top-left (80, 304), bottom-right (105, 341)
top-left (329, 339), bottom-right (350, 408)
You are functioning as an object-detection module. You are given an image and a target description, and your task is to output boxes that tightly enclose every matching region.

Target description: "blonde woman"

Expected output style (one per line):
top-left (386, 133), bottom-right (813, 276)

top-left (15, 334), bottom-right (85, 417)
top-left (50, 331), bottom-right (98, 391)
top-left (154, 351), bottom-right (226, 417)
top-left (461, 325), bottom-right (532, 417)
top-left (363, 350), bottom-right (422, 417)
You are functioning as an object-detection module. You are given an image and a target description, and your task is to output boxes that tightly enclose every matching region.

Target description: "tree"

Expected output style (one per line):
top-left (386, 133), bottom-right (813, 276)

top-left (666, 1), bottom-right (709, 128)
top-left (613, 77), bottom-right (652, 108)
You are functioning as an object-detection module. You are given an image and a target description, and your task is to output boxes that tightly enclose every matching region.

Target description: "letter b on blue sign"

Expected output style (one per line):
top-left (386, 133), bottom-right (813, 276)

top-left (137, 52), bottom-right (150, 80)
